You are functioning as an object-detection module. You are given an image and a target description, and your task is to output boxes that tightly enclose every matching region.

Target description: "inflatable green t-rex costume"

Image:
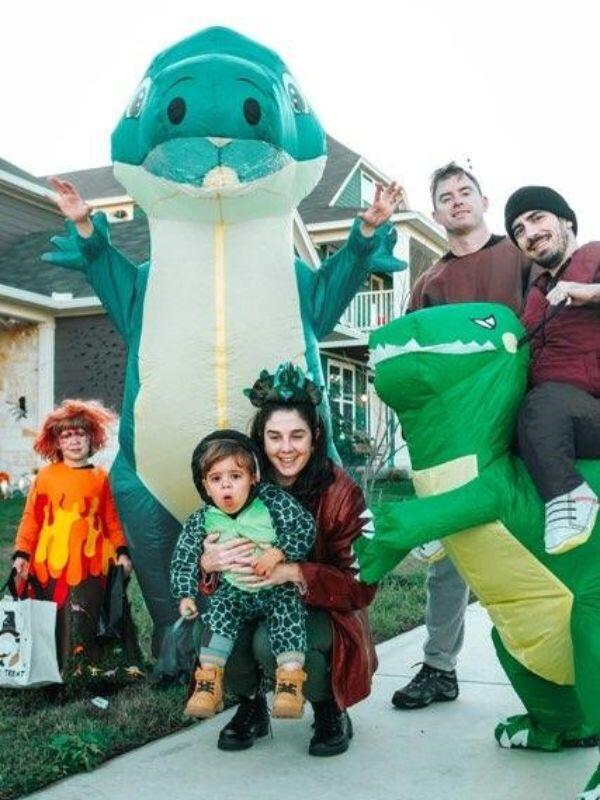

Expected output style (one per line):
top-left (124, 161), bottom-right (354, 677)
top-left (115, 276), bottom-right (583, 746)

top-left (354, 302), bottom-right (600, 800)
top-left (43, 27), bottom-right (402, 653)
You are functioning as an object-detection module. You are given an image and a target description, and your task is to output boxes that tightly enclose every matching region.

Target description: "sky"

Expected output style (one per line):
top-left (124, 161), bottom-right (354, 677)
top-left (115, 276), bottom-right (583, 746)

top-left (3, 0), bottom-right (599, 239)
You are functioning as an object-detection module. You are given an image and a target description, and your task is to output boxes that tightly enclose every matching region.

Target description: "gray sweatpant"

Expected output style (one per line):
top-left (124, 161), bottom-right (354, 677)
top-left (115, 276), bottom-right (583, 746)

top-left (423, 556), bottom-right (469, 672)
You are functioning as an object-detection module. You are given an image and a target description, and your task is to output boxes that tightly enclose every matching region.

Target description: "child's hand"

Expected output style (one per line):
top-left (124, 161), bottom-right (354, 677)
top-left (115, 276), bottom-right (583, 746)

top-left (253, 547), bottom-right (284, 578)
top-left (179, 597), bottom-right (198, 619)
top-left (13, 557), bottom-right (29, 579)
top-left (116, 553), bottom-right (133, 577)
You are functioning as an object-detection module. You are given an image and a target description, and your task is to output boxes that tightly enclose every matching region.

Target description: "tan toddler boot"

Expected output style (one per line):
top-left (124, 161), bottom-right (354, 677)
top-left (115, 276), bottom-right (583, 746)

top-left (272, 666), bottom-right (307, 719)
top-left (185, 664), bottom-right (224, 718)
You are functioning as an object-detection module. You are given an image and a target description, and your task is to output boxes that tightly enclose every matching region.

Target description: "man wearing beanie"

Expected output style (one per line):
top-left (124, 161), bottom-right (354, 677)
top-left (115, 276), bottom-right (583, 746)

top-left (391, 163), bottom-right (532, 712)
top-left (505, 185), bottom-right (600, 555)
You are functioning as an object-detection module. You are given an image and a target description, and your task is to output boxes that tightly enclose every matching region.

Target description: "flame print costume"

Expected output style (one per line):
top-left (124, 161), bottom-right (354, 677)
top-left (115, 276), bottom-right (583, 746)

top-left (14, 462), bottom-right (127, 609)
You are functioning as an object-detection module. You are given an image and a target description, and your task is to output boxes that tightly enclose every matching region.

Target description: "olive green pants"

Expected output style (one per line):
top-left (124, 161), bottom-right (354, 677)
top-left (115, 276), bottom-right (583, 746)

top-left (198, 607), bottom-right (333, 702)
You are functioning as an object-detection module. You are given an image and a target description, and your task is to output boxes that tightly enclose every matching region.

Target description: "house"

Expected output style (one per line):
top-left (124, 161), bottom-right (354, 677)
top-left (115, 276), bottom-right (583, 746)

top-left (0, 137), bottom-right (445, 481)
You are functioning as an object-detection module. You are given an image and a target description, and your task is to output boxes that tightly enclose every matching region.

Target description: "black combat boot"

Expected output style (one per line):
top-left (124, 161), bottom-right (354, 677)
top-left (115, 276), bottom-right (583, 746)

top-left (217, 694), bottom-right (270, 751)
top-left (308, 699), bottom-right (353, 757)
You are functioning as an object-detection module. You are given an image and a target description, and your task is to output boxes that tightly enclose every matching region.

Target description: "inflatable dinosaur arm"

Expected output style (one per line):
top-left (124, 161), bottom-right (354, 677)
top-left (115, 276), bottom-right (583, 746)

top-left (356, 479), bottom-right (500, 584)
top-left (297, 219), bottom-right (394, 339)
top-left (380, 479), bottom-right (499, 543)
top-left (42, 213), bottom-right (139, 339)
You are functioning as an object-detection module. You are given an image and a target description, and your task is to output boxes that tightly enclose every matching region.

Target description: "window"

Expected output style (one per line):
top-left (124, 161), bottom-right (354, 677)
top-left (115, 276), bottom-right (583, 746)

top-left (370, 274), bottom-right (384, 292)
top-left (319, 243), bottom-right (340, 261)
top-left (327, 360), bottom-right (356, 432)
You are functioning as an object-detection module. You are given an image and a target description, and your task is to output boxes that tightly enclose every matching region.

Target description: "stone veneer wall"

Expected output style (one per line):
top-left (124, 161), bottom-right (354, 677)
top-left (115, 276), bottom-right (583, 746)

top-left (0, 323), bottom-right (40, 480)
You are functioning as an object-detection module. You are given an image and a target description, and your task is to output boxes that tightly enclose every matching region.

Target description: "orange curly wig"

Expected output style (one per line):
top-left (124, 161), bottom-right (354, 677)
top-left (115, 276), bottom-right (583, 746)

top-left (34, 399), bottom-right (117, 462)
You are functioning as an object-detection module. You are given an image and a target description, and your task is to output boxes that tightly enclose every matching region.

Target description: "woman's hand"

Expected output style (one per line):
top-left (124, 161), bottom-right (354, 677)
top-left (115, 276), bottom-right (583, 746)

top-left (12, 557), bottom-right (29, 580)
top-left (179, 597), bottom-right (198, 619)
top-left (47, 177), bottom-right (94, 237)
top-left (200, 533), bottom-right (256, 574)
top-left (231, 562), bottom-right (305, 591)
top-left (116, 553), bottom-right (133, 577)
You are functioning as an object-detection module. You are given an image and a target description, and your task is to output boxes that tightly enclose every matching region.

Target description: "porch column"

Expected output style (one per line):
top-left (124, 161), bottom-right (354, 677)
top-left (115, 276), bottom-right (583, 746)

top-left (37, 318), bottom-right (55, 423)
top-left (392, 227), bottom-right (411, 317)
top-left (390, 226), bottom-right (411, 470)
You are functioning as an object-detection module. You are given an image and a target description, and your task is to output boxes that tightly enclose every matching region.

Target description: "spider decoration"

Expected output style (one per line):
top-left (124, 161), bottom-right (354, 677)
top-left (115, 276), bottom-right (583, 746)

top-left (5, 396), bottom-right (27, 421)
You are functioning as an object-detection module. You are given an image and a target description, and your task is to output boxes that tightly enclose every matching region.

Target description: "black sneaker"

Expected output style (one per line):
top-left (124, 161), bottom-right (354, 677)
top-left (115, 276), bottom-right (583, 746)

top-left (217, 694), bottom-right (270, 751)
top-left (391, 664), bottom-right (459, 709)
top-left (563, 735), bottom-right (600, 748)
top-left (308, 699), bottom-right (353, 757)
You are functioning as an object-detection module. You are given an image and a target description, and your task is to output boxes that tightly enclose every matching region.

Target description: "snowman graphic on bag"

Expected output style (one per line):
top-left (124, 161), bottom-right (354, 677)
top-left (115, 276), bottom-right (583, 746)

top-left (0, 610), bottom-right (21, 669)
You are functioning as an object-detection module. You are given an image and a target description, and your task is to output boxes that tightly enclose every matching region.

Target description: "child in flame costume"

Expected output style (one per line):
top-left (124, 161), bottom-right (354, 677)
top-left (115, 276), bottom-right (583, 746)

top-left (171, 427), bottom-right (316, 720)
top-left (12, 400), bottom-right (140, 677)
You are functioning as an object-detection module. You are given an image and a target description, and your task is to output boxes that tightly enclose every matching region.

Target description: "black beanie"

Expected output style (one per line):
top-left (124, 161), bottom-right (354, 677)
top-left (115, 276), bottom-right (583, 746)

top-left (504, 186), bottom-right (577, 243)
top-left (191, 429), bottom-right (262, 500)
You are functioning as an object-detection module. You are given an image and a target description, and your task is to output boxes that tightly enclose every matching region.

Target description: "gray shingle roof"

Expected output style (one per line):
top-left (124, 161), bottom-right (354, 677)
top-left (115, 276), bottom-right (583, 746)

top-left (0, 158), bottom-right (47, 187)
top-left (0, 216), bottom-right (149, 298)
top-left (46, 166), bottom-right (125, 199)
top-left (298, 135), bottom-right (362, 224)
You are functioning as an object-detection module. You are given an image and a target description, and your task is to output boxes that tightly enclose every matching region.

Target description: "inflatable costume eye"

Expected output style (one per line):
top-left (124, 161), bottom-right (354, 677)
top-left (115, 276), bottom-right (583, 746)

top-left (243, 98), bottom-right (261, 125)
top-left (167, 97), bottom-right (186, 125)
top-left (125, 77), bottom-right (152, 119)
top-left (283, 73), bottom-right (309, 115)
top-left (472, 315), bottom-right (497, 330)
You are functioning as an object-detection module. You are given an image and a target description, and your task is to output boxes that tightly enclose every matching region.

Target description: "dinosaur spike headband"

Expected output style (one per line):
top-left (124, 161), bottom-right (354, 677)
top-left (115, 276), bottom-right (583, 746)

top-left (244, 362), bottom-right (323, 408)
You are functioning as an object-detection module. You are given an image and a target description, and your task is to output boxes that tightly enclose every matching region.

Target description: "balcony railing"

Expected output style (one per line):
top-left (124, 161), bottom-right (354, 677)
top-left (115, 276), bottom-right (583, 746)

top-left (340, 289), bottom-right (395, 332)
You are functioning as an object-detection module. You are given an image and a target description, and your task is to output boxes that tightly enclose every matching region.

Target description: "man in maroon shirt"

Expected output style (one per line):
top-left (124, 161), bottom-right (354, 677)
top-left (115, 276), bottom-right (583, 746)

top-left (392, 163), bottom-right (531, 711)
top-left (505, 186), bottom-right (600, 555)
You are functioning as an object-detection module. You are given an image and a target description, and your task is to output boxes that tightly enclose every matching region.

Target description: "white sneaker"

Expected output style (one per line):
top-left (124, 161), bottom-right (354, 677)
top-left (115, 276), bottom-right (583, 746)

top-left (544, 482), bottom-right (599, 555)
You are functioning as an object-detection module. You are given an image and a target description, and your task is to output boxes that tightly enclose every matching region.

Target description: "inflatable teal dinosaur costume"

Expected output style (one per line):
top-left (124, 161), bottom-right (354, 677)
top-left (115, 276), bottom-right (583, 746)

top-left (355, 302), bottom-right (600, 799)
top-left (43, 27), bottom-right (401, 652)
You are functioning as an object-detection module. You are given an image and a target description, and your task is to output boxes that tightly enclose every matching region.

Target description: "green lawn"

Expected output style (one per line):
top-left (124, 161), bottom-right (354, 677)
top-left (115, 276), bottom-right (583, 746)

top-left (0, 485), bottom-right (425, 799)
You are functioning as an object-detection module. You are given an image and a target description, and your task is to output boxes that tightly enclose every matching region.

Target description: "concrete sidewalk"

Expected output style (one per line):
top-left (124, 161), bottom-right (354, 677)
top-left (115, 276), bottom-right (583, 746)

top-left (30, 604), bottom-right (596, 800)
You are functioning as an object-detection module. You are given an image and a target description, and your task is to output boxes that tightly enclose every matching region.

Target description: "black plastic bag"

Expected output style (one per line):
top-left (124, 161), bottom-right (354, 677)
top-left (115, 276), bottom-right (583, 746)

top-left (152, 617), bottom-right (196, 683)
top-left (96, 565), bottom-right (127, 643)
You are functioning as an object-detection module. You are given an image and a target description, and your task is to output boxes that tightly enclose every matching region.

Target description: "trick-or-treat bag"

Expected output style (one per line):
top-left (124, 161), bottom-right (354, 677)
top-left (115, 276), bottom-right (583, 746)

top-left (0, 571), bottom-right (62, 688)
top-left (96, 564), bottom-right (127, 643)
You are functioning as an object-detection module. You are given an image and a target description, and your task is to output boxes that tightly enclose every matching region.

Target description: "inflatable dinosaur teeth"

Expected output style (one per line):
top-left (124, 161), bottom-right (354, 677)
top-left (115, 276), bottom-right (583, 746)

top-left (370, 308), bottom-right (523, 367)
top-left (371, 338), bottom-right (498, 366)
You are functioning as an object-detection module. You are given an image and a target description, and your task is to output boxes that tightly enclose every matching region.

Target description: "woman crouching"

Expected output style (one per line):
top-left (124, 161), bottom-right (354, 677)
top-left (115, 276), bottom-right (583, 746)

top-left (199, 364), bottom-right (378, 756)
